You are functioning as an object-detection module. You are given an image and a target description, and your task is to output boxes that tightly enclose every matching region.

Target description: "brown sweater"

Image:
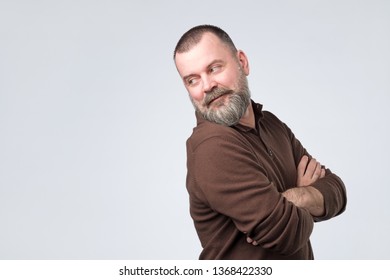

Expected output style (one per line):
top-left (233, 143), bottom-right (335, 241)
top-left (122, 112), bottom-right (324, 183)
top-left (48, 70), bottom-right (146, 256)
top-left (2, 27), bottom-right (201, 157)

top-left (186, 101), bottom-right (347, 259)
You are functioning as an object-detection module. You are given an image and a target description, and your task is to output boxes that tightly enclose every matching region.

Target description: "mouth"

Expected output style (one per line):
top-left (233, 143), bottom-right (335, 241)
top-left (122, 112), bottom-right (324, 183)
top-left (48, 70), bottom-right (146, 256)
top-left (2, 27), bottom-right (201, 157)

top-left (207, 94), bottom-right (225, 106)
top-left (205, 90), bottom-right (233, 107)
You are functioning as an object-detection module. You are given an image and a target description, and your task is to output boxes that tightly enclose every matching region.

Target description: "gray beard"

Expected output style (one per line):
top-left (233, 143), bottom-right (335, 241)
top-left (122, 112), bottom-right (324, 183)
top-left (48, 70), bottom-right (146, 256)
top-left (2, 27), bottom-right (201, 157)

top-left (201, 90), bottom-right (250, 126)
top-left (192, 75), bottom-right (251, 126)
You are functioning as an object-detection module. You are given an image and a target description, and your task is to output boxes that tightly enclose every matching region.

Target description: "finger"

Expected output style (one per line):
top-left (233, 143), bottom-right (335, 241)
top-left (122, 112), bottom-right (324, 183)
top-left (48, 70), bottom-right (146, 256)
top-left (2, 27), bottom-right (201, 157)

top-left (305, 158), bottom-right (318, 177)
top-left (246, 237), bottom-right (259, 246)
top-left (312, 162), bottom-right (322, 179)
top-left (297, 155), bottom-right (309, 177)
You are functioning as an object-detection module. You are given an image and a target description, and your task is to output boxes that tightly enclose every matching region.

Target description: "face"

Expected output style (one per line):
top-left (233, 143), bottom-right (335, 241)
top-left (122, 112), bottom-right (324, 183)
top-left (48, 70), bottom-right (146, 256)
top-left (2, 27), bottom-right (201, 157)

top-left (175, 33), bottom-right (251, 126)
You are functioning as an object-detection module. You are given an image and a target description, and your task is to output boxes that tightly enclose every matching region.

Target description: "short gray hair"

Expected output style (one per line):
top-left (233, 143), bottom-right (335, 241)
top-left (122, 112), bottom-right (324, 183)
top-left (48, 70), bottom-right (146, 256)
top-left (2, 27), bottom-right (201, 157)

top-left (173, 24), bottom-right (237, 60)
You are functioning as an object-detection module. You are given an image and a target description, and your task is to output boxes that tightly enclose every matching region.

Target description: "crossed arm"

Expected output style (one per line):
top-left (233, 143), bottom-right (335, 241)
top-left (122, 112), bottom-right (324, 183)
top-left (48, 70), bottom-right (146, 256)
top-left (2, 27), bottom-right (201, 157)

top-left (283, 155), bottom-right (325, 217)
top-left (247, 155), bottom-right (325, 246)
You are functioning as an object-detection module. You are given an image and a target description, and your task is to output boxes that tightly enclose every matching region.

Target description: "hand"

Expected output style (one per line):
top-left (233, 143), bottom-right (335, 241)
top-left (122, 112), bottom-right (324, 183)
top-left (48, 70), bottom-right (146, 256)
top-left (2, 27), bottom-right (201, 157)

top-left (297, 155), bottom-right (325, 187)
top-left (282, 186), bottom-right (325, 217)
top-left (243, 232), bottom-right (258, 246)
top-left (246, 236), bottom-right (258, 246)
top-left (246, 155), bottom-right (326, 246)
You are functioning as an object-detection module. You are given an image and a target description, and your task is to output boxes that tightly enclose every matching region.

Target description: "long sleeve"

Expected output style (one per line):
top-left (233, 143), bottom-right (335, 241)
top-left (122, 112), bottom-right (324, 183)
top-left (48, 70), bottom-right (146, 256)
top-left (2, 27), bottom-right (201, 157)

top-left (285, 118), bottom-right (347, 222)
top-left (310, 173), bottom-right (347, 221)
top-left (187, 129), bottom-right (314, 256)
top-left (185, 103), bottom-right (345, 259)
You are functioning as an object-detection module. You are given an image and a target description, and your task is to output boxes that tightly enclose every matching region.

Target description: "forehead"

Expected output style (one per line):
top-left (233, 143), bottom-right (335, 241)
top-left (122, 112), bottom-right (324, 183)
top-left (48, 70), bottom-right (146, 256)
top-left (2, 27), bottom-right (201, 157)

top-left (175, 33), bottom-right (234, 77)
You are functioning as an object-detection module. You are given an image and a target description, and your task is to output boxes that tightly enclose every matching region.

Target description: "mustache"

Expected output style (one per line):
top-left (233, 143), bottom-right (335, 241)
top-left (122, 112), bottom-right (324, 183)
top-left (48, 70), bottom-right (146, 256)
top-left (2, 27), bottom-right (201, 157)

top-left (204, 87), bottom-right (233, 106)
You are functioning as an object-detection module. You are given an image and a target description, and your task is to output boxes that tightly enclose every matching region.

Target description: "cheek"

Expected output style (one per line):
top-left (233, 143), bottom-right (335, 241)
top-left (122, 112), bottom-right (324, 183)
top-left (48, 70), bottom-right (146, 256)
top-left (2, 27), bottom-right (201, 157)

top-left (231, 71), bottom-right (242, 86)
top-left (217, 71), bottom-right (240, 89)
top-left (188, 88), bottom-right (204, 103)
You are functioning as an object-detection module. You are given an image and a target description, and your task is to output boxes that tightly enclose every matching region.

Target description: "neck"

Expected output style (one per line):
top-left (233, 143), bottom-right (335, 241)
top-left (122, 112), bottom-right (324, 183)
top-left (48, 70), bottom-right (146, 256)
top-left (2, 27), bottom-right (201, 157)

top-left (238, 103), bottom-right (255, 129)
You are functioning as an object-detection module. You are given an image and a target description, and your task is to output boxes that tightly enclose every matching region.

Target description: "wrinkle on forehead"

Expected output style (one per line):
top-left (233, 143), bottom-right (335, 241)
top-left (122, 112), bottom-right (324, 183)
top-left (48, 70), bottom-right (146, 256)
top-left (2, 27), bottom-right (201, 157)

top-left (175, 33), bottom-right (235, 78)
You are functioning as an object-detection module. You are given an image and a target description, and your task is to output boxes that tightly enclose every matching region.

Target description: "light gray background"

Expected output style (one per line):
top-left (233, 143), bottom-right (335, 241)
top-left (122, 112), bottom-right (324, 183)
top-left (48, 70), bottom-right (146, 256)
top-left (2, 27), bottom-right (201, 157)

top-left (0, 0), bottom-right (389, 259)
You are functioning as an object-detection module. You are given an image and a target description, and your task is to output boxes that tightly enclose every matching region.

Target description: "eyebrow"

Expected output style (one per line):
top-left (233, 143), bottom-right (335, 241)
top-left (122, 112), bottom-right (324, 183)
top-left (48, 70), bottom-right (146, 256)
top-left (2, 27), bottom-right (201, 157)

top-left (182, 73), bottom-right (196, 83)
top-left (182, 59), bottom-right (225, 82)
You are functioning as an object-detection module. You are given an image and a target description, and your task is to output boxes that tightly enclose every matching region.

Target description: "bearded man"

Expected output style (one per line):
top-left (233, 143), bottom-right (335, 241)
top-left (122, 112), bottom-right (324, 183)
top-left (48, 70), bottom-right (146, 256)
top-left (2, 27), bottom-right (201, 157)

top-left (173, 25), bottom-right (347, 260)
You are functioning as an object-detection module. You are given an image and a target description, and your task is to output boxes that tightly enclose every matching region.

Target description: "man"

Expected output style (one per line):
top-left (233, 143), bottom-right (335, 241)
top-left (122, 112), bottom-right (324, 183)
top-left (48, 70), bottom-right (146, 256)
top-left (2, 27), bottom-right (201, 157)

top-left (173, 25), bottom-right (347, 259)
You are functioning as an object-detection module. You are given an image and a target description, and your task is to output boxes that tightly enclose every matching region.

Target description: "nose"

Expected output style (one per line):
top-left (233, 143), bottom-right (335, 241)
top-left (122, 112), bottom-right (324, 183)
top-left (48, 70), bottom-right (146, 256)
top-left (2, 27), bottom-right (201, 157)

top-left (202, 75), bottom-right (217, 93)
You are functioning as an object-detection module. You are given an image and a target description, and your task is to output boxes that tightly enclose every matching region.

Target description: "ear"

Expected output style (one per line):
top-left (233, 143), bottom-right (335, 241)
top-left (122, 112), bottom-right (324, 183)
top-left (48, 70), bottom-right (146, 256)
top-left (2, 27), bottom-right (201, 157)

top-left (236, 50), bottom-right (250, 75)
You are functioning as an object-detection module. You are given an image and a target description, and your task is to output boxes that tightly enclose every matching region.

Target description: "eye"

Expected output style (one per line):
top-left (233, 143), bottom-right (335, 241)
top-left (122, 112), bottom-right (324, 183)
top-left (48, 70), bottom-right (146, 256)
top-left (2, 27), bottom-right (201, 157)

top-left (209, 65), bottom-right (221, 73)
top-left (186, 77), bottom-right (199, 86)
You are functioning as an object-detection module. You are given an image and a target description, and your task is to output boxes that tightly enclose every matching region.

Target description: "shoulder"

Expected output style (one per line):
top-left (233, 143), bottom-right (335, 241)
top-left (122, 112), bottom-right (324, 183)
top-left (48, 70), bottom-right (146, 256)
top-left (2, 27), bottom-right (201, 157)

top-left (260, 110), bottom-right (291, 133)
top-left (186, 120), bottom-right (245, 153)
top-left (262, 110), bottom-right (284, 125)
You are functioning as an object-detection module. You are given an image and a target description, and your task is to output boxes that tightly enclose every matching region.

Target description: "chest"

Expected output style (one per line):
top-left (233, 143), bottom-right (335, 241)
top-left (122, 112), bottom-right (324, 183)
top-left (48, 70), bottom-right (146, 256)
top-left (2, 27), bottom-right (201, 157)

top-left (241, 125), bottom-right (297, 192)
